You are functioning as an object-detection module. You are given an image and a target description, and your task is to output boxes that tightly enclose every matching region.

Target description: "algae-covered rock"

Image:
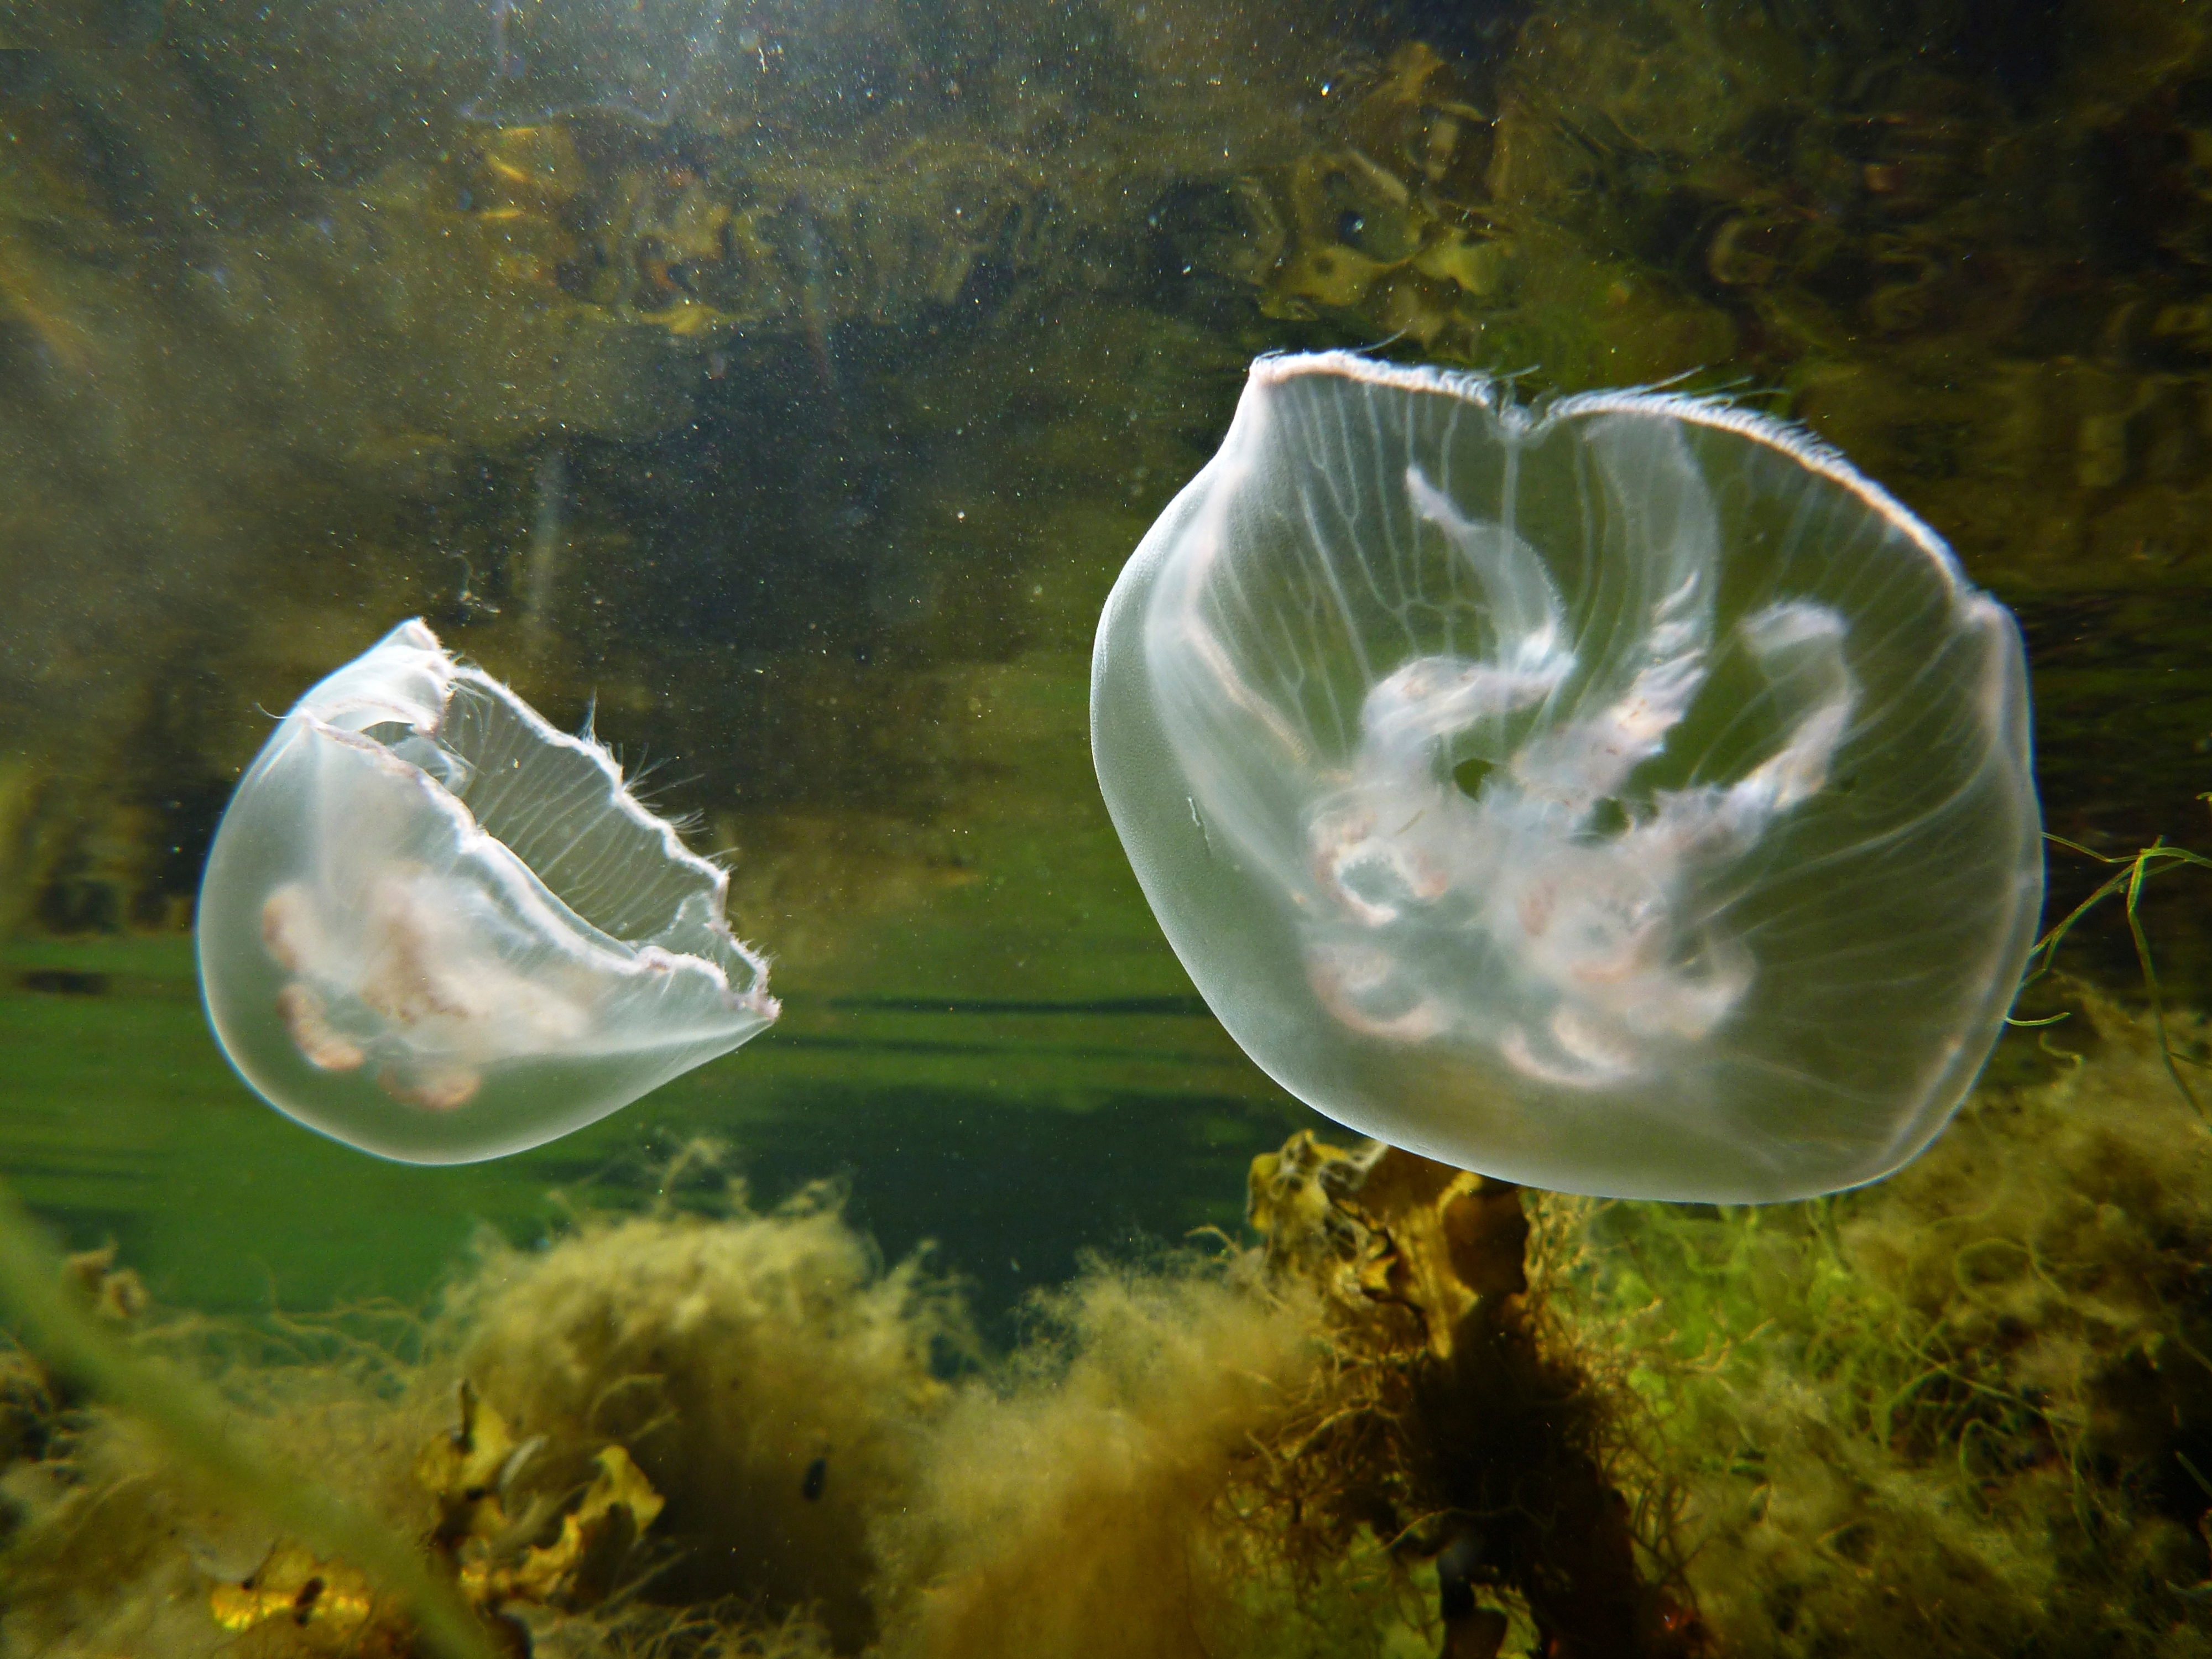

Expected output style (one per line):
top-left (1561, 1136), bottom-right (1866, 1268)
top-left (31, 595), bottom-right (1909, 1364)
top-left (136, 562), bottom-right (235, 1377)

top-left (1544, 992), bottom-right (2212, 1657)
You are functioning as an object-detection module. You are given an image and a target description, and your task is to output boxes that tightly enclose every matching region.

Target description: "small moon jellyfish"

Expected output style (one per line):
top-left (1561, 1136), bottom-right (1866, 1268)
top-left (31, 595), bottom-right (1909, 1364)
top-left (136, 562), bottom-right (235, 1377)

top-left (1091, 352), bottom-right (2043, 1202)
top-left (196, 620), bottom-right (778, 1164)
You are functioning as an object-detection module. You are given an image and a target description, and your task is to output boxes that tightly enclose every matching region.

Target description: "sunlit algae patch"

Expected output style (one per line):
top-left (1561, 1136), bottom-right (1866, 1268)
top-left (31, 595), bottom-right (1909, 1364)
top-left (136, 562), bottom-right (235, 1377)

top-left (1092, 351), bottom-right (2043, 1203)
top-left (195, 619), bottom-right (778, 1163)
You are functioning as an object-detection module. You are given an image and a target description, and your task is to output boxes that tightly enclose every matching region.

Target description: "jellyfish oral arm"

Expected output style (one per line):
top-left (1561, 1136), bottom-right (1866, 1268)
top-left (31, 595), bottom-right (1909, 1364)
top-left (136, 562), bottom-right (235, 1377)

top-left (1303, 459), bottom-right (1859, 1094)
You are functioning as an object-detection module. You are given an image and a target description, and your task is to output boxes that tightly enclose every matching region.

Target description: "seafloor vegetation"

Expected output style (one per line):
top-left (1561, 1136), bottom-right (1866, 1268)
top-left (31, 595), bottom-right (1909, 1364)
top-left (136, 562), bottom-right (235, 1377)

top-left (3, 987), bottom-right (2211, 1658)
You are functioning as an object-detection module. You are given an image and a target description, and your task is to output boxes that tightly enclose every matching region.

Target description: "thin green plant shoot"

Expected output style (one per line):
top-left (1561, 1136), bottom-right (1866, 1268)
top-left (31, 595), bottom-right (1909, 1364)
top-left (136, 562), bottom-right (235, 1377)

top-left (2011, 792), bottom-right (2212, 1120)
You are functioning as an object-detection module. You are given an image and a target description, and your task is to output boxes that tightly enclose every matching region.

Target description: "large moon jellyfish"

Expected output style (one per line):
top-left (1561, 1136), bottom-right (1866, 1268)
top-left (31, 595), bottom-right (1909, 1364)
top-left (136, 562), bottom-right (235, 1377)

top-left (1091, 352), bottom-right (2043, 1203)
top-left (196, 620), bottom-right (778, 1164)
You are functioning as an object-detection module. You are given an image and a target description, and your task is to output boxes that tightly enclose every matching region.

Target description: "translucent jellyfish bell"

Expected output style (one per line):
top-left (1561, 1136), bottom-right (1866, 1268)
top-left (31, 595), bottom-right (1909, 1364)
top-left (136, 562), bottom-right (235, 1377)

top-left (1092, 353), bottom-right (2043, 1202)
top-left (197, 621), bottom-right (778, 1164)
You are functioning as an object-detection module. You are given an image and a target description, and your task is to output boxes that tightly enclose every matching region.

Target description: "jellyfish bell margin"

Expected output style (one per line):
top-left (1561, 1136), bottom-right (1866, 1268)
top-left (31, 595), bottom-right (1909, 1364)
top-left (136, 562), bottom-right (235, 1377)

top-left (195, 619), bottom-right (778, 1165)
top-left (1091, 351), bottom-right (2044, 1204)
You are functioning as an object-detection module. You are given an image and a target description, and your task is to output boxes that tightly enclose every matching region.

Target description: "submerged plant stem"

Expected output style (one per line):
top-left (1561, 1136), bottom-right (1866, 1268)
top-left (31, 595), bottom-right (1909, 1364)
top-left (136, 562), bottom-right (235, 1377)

top-left (0, 1178), bottom-right (497, 1659)
top-left (2020, 823), bottom-right (2212, 1119)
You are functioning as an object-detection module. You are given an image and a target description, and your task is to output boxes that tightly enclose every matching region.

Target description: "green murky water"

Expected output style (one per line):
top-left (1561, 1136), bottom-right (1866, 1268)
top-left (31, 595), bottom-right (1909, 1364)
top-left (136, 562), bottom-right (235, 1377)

top-left (4, 0), bottom-right (2210, 1323)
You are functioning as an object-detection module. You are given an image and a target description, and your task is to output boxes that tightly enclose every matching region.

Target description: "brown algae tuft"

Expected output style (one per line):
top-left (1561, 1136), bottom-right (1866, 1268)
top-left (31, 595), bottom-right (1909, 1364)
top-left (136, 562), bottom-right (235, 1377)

top-left (439, 1181), bottom-right (968, 1651)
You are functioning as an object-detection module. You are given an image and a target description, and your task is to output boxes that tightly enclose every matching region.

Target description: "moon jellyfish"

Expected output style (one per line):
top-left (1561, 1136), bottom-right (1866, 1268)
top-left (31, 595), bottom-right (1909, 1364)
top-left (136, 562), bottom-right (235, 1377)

top-left (465, 0), bottom-right (730, 127)
top-left (1092, 352), bottom-right (2042, 1202)
top-left (197, 620), bottom-right (778, 1164)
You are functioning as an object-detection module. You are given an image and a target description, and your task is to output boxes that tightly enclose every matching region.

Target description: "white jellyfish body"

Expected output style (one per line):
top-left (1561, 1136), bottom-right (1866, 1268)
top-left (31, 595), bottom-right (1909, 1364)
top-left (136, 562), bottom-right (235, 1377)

top-left (1091, 352), bottom-right (2043, 1202)
top-left (197, 620), bottom-right (778, 1164)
